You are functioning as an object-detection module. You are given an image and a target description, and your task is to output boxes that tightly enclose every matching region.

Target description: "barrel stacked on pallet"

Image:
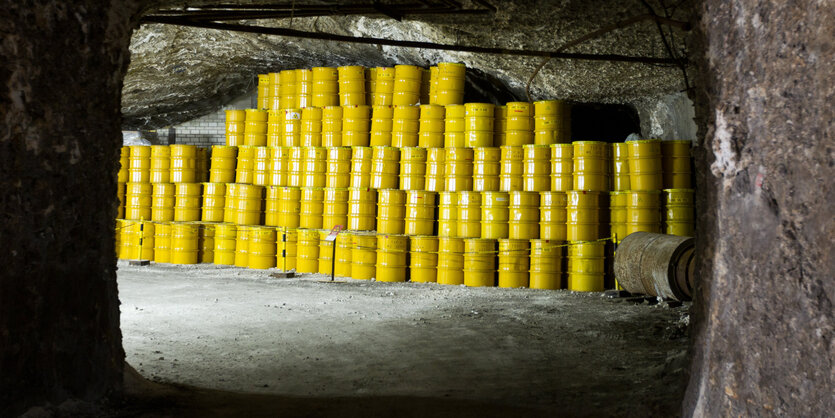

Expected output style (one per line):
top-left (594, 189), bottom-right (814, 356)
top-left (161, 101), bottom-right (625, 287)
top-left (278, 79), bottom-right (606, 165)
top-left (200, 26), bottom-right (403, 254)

top-left (116, 62), bottom-right (695, 292)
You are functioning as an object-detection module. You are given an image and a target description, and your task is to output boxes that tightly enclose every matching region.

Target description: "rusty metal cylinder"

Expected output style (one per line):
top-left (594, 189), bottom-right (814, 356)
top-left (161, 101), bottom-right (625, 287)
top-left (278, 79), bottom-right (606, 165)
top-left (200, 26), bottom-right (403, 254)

top-left (613, 231), bottom-right (695, 301)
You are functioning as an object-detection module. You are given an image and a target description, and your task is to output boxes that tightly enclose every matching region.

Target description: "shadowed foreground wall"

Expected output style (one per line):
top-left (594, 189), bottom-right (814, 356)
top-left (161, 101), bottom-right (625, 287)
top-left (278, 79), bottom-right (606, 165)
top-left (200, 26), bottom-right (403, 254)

top-left (0, 1), bottom-right (142, 414)
top-left (687, 0), bottom-right (833, 415)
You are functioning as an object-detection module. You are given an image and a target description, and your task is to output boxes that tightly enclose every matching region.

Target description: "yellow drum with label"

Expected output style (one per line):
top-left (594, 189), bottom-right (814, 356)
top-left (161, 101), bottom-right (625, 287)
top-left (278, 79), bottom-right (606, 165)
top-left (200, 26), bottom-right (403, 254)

top-left (296, 228), bottom-right (320, 273)
top-left (481, 191), bottom-right (509, 239)
top-left (322, 188), bottom-right (349, 230)
top-left (425, 148), bottom-right (446, 192)
top-left (299, 187), bottom-right (324, 229)
top-left (348, 187), bottom-right (377, 231)
top-left (376, 234), bottom-right (408, 282)
top-left (444, 147), bottom-right (474, 191)
top-left (540, 191), bottom-right (567, 240)
top-left (350, 146), bottom-right (373, 188)
top-left (566, 190), bottom-right (600, 241)
top-left (276, 228), bottom-right (297, 271)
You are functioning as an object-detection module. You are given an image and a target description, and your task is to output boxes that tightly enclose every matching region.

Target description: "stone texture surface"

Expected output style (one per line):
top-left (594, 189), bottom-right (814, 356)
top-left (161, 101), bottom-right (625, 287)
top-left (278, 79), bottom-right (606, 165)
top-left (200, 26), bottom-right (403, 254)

top-left (0, 0), bottom-right (144, 414)
top-left (685, 0), bottom-right (834, 415)
top-left (123, 0), bottom-right (692, 128)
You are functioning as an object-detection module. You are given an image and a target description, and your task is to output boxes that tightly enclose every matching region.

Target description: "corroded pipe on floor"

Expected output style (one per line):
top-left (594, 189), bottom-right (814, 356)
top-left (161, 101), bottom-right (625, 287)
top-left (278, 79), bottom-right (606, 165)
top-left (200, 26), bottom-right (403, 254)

top-left (614, 232), bottom-right (695, 301)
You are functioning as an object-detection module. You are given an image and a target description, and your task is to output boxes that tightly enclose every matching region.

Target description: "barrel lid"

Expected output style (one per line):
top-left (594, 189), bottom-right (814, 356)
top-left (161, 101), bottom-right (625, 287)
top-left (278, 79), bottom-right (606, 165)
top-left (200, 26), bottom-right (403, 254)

top-left (625, 139), bottom-right (661, 144)
top-left (663, 188), bottom-right (694, 193)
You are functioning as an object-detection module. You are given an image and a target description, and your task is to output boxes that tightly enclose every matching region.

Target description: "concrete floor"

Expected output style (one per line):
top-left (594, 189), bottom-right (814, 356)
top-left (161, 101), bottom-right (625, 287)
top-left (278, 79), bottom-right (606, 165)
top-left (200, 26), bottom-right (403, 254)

top-left (118, 261), bottom-right (690, 417)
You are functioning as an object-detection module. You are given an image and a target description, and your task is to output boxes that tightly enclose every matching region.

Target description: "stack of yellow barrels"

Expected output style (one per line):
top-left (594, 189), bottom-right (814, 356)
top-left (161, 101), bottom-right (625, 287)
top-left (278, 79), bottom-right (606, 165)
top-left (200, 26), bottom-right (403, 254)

top-left (117, 63), bottom-right (696, 294)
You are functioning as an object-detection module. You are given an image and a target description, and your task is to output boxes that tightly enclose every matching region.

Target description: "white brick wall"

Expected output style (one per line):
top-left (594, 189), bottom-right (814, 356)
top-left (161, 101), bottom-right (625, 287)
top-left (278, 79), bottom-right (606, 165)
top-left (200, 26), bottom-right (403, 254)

top-left (157, 90), bottom-right (257, 148)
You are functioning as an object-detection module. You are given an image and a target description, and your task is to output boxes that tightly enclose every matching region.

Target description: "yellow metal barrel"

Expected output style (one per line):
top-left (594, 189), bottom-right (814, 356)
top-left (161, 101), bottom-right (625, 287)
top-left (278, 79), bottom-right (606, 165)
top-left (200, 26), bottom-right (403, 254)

top-left (410, 236), bottom-right (439, 283)
top-left (311, 67), bottom-right (339, 108)
top-left (245, 226), bottom-right (276, 269)
top-left (322, 188), bottom-right (349, 229)
top-left (170, 222), bottom-right (199, 264)
top-left (301, 146), bottom-right (327, 188)
top-left (444, 104), bottom-right (466, 147)
top-left (463, 238), bottom-right (496, 287)
top-left (210, 146), bottom-right (238, 183)
top-left (437, 191), bottom-right (458, 237)
top-left (566, 190), bottom-right (600, 241)
top-left (464, 103), bottom-right (494, 148)
top-left (425, 148), bottom-right (446, 192)
top-left (267, 146), bottom-right (289, 187)
top-left (609, 191), bottom-right (628, 243)
top-left (437, 237), bottom-right (465, 285)
top-left (299, 187), bottom-right (324, 229)
top-left (550, 143), bottom-right (573, 191)
top-left (170, 144), bottom-right (198, 183)
top-left (611, 142), bottom-right (631, 191)
top-left (370, 105), bottom-right (394, 146)
top-left (348, 187), bottom-right (377, 231)
top-left (523, 144), bottom-right (551, 192)
top-left (500, 146), bottom-right (523, 191)
top-left (399, 147), bottom-right (427, 190)
top-left (318, 230), bottom-right (336, 275)
top-left (274, 186), bottom-right (299, 228)
top-left (405, 190), bottom-right (437, 235)
top-left (341, 104), bottom-right (371, 146)
top-left (444, 147), bottom-right (474, 191)
top-left (285, 146), bottom-right (304, 187)
top-left (350, 146), bottom-right (373, 188)
top-left (150, 145), bottom-right (171, 183)
top-left (456, 191), bottom-right (481, 238)
top-left (418, 104), bottom-right (445, 148)
top-left (377, 189), bottom-right (406, 234)
top-left (321, 106), bottom-right (343, 147)
top-left (350, 232), bottom-right (377, 280)
top-left (370, 146), bottom-right (400, 189)
top-left (529, 239), bottom-right (563, 290)
top-left (213, 223), bottom-right (237, 265)
top-left (226, 110), bottom-right (246, 146)
top-left (233, 225), bottom-right (250, 267)
top-left (392, 65), bottom-right (422, 106)
top-left (473, 147), bottom-right (500, 191)
top-left (300, 107), bottom-right (323, 147)
top-left (373, 67), bottom-right (395, 106)
top-left (334, 231), bottom-right (353, 277)
top-left (508, 191), bottom-right (540, 239)
top-left (235, 145), bottom-right (256, 184)
top-left (122, 220), bottom-right (154, 260)
top-left (567, 241), bottom-right (605, 292)
top-left (275, 228), bottom-right (297, 271)
top-left (296, 228), bottom-right (320, 273)
top-left (626, 139), bottom-right (663, 190)
top-left (376, 234), bottom-right (409, 282)
top-left (326, 147), bottom-right (352, 188)
top-left (572, 141), bottom-right (608, 191)
top-left (125, 182), bottom-right (153, 221)
top-left (498, 239), bottom-right (530, 288)
top-left (434, 62), bottom-right (465, 105)
top-left (626, 190), bottom-right (662, 235)
top-left (391, 104), bottom-right (420, 147)
top-left (296, 69), bottom-right (312, 108)
top-left (663, 189), bottom-right (694, 237)
top-left (128, 145), bottom-right (151, 183)
top-left (151, 182), bottom-right (175, 222)
top-left (153, 222), bottom-right (171, 263)
top-left (338, 65), bottom-right (366, 106)
top-left (199, 222), bottom-right (215, 263)
top-left (172, 182), bottom-right (202, 223)
top-left (232, 183), bottom-right (264, 226)
top-left (118, 146), bottom-right (129, 183)
top-left (540, 191), bottom-right (567, 240)
top-left (481, 191), bottom-right (509, 239)
top-left (201, 182), bottom-right (226, 223)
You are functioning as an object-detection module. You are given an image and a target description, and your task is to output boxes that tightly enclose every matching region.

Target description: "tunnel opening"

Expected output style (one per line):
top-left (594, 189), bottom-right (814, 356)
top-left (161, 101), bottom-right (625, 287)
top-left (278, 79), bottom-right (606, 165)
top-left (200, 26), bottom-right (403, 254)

top-left (4, 1), bottom-right (831, 417)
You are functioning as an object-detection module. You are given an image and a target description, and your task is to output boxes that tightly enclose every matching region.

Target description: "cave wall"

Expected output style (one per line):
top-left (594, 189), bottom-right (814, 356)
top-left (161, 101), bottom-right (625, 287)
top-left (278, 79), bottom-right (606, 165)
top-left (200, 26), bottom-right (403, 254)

top-left (0, 0), bottom-right (144, 414)
top-left (686, 0), bottom-right (833, 415)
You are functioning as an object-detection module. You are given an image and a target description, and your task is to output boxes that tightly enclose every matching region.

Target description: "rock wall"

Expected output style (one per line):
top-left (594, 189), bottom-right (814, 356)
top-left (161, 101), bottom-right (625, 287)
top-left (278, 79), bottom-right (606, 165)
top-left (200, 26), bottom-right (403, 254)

top-left (0, 0), bottom-right (144, 414)
top-left (685, 0), bottom-right (833, 415)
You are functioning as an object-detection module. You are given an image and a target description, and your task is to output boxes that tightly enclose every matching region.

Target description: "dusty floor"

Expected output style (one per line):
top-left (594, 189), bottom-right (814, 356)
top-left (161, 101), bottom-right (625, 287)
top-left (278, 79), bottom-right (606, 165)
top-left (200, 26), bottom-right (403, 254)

top-left (117, 261), bottom-right (690, 417)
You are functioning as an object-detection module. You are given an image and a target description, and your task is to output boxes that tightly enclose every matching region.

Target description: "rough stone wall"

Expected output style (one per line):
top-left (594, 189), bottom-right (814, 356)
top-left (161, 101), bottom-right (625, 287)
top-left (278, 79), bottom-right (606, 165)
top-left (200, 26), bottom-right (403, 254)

top-left (635, 92), bottom-right (698, 140)
top-left (0, 0), bottom-right (144, 414)
top-left (685, 1), bottom-right (833, 415)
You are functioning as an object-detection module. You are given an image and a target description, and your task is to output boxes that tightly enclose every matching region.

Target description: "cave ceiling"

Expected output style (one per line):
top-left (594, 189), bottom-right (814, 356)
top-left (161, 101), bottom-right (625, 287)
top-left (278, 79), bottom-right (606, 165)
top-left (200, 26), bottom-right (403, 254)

top-left (123, 0), bottom-right (693, 129)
